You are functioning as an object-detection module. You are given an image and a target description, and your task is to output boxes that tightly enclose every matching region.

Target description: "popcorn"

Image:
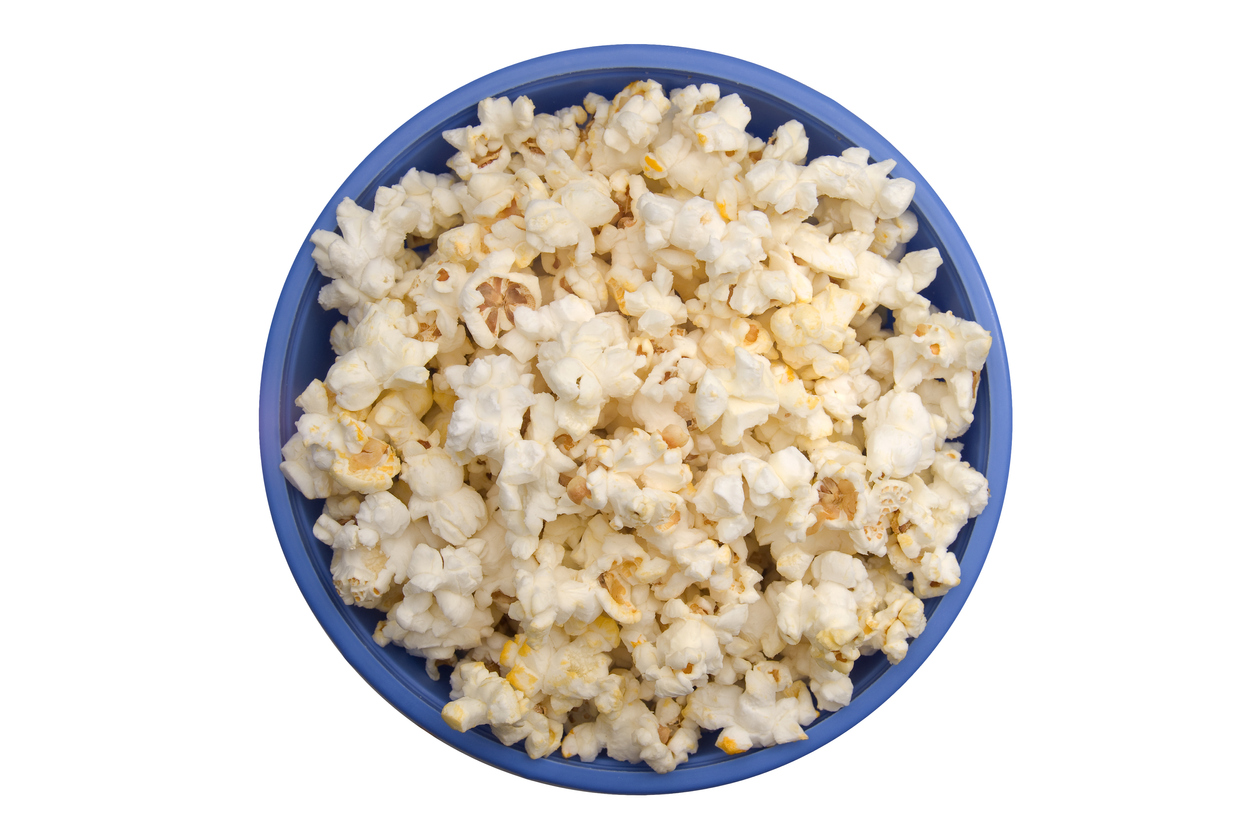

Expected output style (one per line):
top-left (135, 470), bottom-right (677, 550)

top-left (863, 390), bottom-right (940, 479)
top-left (887, 306), bottom-right (992, 394)
top-left (686, 94), bottom-right (752, 154)
top-left (376, 571), bottom-right (496, 660)
top-left (786, 223), bottom-right (858, 279)
top-left (443, 354), bottom-right (537, 464)
top-left (497, 617), bottom-right (622, 715)
top-left (523, 299), bottom-right (646, 438)
top-left (310, 189), bottom-right (421, 314)
top-left (442, 661), bottom-right (526, 731)
top-left (282, 81), bottom-right (994, 772)
top-left (322, 524), bottom-right (405, 610)
top-left (324, 299), bottom-right (439, 410)
top-left (510, 539), bottom-right (600, 635)
top-left (398, 169), bottom-right (463, 241)
top-left (492, 395), bottom-right (577, 559)
top-left (802, 148), bottom-right (916, 219)
top-left (863, 584), bottom-right (926, 665)
top-left (765, 578), bottom-right (861, 665)
top-left (762, 120), bottom-right (809, 164)
top-left (693, 348), bottom-right (780, 445)
top-left (621, 266), bottom-right (688, 338)
top-left (456, 250), bottom-right (540, 349)
top-left (745, 159), bottom-right (818, 216)
top-left (771, 285), bottom-right (861, 377)
top-left (405, 541), bottom-right (485, 627)
top-left (525, 198), bottom-right (594, 265)
top-left (914, 548), bottom-right (961, 598)
top-left (561, 671), bottom-right (700, 773)
top-left (721, 241), bottom-right (810, 316)
top-left (280, 380), bottom-right (402, 497)
top-left (627, 598), bottom-right (725, 698)
top-left (590, 81), bottom-right (672, 174)
top-left (401, 446), bottom-right (487, 546)
top-left (684, 662), bottom-right (819, 754)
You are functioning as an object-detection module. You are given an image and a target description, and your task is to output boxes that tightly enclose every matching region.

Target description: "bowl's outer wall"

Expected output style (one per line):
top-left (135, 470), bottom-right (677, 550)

top-left (260, 45), bottom-right (1011, 794)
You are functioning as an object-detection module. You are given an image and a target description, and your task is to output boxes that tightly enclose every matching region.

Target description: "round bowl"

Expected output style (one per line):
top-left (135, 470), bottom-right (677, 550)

top-left (260, 44), bottom-right (1012, 794)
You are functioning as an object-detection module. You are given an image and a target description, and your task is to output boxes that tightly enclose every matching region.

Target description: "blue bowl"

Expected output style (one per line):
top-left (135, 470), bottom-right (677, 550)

top-left (260, 44), bottom-right (1012, 794)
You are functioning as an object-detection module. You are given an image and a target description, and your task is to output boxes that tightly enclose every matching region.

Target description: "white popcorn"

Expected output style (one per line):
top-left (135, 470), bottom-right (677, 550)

top-left (863, 390), bottom-right (940, 479)
top-left (722, 240), bottom-right (809, 316)
top-left (454, 172), bottom-right (518, 226)
top-left (745, 158), bottom-right (818, 216)
top-left (931, 445), bottom-right (990, 519)
top-left (684, 662), bottom-right (819, 754)
top-left (766, 578), bottom-right (861, 666)
top-left (435, 222), bottom-right (490, 267)
top-left (554, 176), bottom-right (619, 230)
top-left (310, 189), bottom-right (422, 314)
top-left (693, 348), bottom-right (780, 446)
top-left (405, 541), bottom-right (485, 627)
top-left (401, 446), bottom-right (486, 546)
top-left (284, 81), bottom-right (994, 772)
top-left (406, 261), bottom-right (472, 358)
top-left (497, 617), bottom-right (622, 716)
top-left (763, 120), bottom-right (810, 164)
top-left (627, 598), bottom-right (725, 698)
top-left (621, 266), bottom-right (688, 338)
top-left (844, 249), bottom-right (938, 321)
top-left (493, 395), bottom-right (577, 559)
top-left (863, 584), bottom-right (927, 665)
top-left (510, 539), bottom-right (601, 636)
top-left (525, 198), bottom-right (594, 265)
top-left (568, 429), bottom-right (689, 535)
top-left (456, 250), bottom-right (540, 349)
top-left (324, 299), bottom-right (439, 410)
top-left (377, 555), bottom-right (496, 659)
top-left (771, 285), bottom-right (861, 376)
top-left (602, 87), bottom-right (667, 154)
top-left (685, 93), bottom-right (752, 154)
top-left (916, 374), bottom-right (978, 439)
top-left (367, 386), bottom-right (434, 458)
top-left (523, 299), bottom-right (646, 438)
top-left (442, 660), bottom-right (526, 732)
top-left (810, 442), bottom-right (873, 533)
top-left (496, 707), bottom-right (565, 760)
top-left (590, 81), bottom-right (672, 174)
top-left (443, 354), bottom-right (537, 464)
top-left (398, 168), bottom-right (463, 241)
top-left (802, 149), bottom-right (916, 219)
top-left (442, 95), bottom-right (535, 180)
top-left (321, 517), bottom-right (409, 610)
top-left (771, 364), bottom-right (833, 441)
top-left (280, 380), bottom-right (402, 498)
top-left (669, 197), bottom-right (729, 256)
top-left (354, 491), bottom-right (410, 544)
top-left (887, 307), bottom-right (993, 394)
top-left (886, 444), bottom-right (989, 562)
top-left (571, 519), bottom-right (669, 626)
top-left (561, 672), bottom-right (699, 773)
top-left (786, 223), bottom-right (858, 279)
top-left (794, 656), bottom-right (854, 713)
top-left (915, 548), bottom-right (961, 598)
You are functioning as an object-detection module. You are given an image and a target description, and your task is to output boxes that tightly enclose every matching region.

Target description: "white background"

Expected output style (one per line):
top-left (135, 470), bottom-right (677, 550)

top-left (4, 1), bottom-right (1247, 834)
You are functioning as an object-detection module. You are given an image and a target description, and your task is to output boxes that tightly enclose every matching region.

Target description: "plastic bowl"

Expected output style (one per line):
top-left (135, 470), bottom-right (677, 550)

top-left (260, 44), bottom-right (1012, 794)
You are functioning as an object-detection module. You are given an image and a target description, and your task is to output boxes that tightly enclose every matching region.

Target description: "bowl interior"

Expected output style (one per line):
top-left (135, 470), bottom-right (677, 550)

top-left (264, 52), bottom-right (1008, 793)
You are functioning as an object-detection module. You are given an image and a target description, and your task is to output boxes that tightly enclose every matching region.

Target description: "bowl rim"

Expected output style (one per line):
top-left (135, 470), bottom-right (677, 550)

top-left (260, 43), bottom-right (1012, 795)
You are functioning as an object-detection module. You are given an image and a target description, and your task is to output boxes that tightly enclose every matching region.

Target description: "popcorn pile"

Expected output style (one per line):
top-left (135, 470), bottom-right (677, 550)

top-left (280, 81), bottom-right (992, 772)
